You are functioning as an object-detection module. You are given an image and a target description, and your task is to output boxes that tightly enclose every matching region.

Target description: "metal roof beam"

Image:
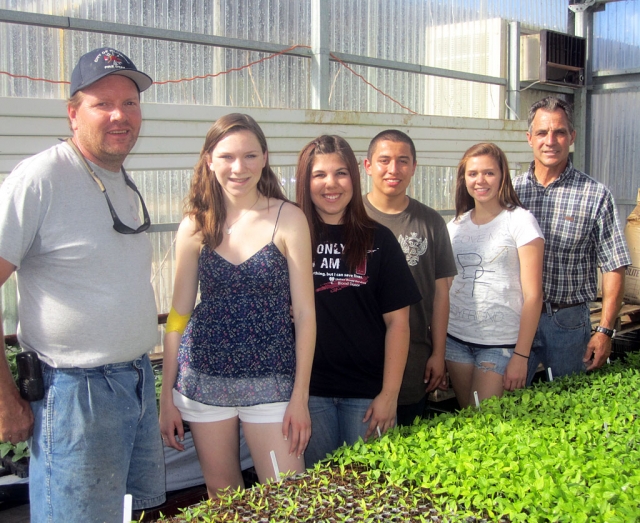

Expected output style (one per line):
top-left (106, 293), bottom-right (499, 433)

top-left (0, 8), bottom-right (506, 88)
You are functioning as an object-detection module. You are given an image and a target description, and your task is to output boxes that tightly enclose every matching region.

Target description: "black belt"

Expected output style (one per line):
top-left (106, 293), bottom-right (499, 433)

top-left (542, 302), bottom-right (584, 314)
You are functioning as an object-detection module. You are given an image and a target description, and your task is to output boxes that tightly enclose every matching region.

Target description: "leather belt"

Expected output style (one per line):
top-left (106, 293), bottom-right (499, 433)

top-left (542, 302), bottom-right (584, 314)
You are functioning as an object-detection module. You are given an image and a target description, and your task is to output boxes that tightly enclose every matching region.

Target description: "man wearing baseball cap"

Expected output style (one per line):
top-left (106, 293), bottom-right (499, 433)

top-left (0, 48), bottom-right (165, 522)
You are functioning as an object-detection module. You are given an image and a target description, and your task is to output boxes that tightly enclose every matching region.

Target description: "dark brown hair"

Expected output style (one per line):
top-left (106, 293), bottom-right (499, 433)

top-left (295, 135), bottom-right (375, 272)
top-left (454, 142), bottom-right (523, 219)
top-left (187, 113), bottom-right (286, 248)
top-left (367, 129), bottom-right (417, 163)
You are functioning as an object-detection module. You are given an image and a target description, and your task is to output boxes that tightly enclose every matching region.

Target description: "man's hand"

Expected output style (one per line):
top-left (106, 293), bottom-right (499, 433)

top-left (0, 388), bottom-right (34, 444)
top-left (424, 355), bottom-right (447, 393)
top-left (584, 332), bottom-right (613, 371)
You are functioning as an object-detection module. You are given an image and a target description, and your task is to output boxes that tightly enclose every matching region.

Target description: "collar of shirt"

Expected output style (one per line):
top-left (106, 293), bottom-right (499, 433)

top-left (526, 159), bottom-right (575, 188)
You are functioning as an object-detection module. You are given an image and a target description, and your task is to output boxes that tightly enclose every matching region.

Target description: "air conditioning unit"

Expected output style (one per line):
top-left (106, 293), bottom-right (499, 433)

top-left (520, 30), bottom-right (586, 88)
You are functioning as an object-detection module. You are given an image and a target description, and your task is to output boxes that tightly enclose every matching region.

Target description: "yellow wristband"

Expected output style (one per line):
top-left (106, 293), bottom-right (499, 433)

top-left (166, 307), bottom-right (192, 335)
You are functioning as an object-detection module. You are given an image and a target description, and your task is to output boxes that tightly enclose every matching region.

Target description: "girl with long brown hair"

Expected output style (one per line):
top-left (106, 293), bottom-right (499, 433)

top-left (296, 135), bottom-right (420, 466)
top-left (160, 113), bottom-right (316, 496)
top-left (446, 143), bottom-right (544, 407)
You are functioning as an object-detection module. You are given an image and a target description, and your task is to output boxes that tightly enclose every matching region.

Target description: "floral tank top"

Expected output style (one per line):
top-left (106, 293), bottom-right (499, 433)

top-left (174, 202), bottom-right (296, 406)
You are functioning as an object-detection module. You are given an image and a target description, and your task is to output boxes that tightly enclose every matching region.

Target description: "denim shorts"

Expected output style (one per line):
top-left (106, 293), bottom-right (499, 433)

top-left (173, 389), bottom-right (288, 423)
top-left (29, 354), bottom-right (166, 523)
top-left (445, 335), bottom-right (515, 376)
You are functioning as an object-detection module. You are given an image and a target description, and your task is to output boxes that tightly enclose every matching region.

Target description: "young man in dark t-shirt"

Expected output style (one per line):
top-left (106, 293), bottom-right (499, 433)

top-left (364, 130), bottom-right (457, 426)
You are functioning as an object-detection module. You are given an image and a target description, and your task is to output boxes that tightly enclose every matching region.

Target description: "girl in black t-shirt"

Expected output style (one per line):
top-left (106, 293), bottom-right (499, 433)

top-left (295, 135), bottom-right (420, 466)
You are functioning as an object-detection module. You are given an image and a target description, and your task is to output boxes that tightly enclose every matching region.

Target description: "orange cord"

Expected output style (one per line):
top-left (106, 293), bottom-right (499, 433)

top-left (153, 44), bottom-right (311, 84)
top-left (329, 53), bottom-right (417, 114)
top-left (0, 43), bottom-right (417, 114)
top-left (0, 70), bottom-right (70, 84)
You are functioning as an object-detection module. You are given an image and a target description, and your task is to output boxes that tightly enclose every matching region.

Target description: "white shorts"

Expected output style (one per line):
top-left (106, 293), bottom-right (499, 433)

top-left (173, 390), bottom-right (288, 423)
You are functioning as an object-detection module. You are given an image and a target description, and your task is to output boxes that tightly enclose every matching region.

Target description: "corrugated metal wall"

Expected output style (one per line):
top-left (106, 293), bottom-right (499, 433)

top-left (591, 0), bottom-right (640, 225)
top-left (593, 0), bottom-right (640, 71)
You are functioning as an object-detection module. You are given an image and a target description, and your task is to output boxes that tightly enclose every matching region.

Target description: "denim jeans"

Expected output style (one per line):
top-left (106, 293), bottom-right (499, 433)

top-left (30, 354), bottom-right (166, 523)
top-left (526, 303), bottom-right (591, 385)
top-left (305, 396), bottom-right (372, 467)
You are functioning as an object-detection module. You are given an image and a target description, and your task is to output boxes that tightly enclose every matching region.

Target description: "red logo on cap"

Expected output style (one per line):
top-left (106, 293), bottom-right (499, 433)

top-left (103, 52), bottom-right (123, 66)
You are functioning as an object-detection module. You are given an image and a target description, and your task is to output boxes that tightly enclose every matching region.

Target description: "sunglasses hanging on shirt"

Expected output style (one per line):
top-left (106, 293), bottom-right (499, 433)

top-left (64, 138), bottom-right (151, 234)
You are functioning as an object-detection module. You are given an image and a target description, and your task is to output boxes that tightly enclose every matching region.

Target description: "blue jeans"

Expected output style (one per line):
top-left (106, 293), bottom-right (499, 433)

top-left (526, 303), bottom-right (591, 385)
top-left (30, 354), bottom-right (166, 523)
top-left (305, 396), bottom-right (372, 467)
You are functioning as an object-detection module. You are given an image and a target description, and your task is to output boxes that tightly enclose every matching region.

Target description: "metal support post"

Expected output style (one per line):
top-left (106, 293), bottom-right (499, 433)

top-left (311, 0), bottom-right (330, 110)
top-left (507, 21), bottom-right (521, 121)
top-left (212, 0), bottom-right (227, 106)
top-left (572, 9), bottom-right (593, 173)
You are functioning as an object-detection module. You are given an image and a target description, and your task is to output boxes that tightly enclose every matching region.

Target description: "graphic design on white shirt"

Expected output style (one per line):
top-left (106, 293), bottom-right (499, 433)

top-left (398, 232), bottom-right (427, 266)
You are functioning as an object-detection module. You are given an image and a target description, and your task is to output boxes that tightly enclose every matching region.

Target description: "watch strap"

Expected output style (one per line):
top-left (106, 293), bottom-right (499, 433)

top-left (595, 325), bottom-right (615, 338)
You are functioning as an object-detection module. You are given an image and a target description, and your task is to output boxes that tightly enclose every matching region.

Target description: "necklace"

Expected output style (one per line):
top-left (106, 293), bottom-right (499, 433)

top-left (224, 194), bottom-right (261, 234)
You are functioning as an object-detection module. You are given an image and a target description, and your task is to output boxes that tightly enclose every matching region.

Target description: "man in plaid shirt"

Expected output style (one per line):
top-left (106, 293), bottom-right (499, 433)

top-left (513, 97), bottom-right (631, 384)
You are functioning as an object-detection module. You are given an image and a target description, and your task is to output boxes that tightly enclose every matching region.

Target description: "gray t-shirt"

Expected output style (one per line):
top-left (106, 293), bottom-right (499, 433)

top-left (0, 142), bottom-right (157, 367)
top-left (364, 196), bottom-right (457, 404)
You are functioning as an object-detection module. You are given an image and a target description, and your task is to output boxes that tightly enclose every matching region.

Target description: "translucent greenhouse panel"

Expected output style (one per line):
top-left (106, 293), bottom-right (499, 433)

top-left (1, 0), bottom-right (571, 108)
top-left (408, 166), bottom-right (458, 212)
top-left (0, 0), bottom-right (310, 43)
top-left (220, 50), bottom-right (310, 109)
top-left (589, 91), bottom-right (640, 224)
top-left (1, 273), bottom-right (17, 336)
top-left (130, 170), bottom-right (193, 225)
top-left (593, 0), bottom-right (640, 71)
top-left (129, 170), bottom-right (192, 319)
top-left (424, 18), bottom-right (507, 119)
top-left (330, 0), bottom-right (568, 60)
top-left (276, 166), bottom-right (297, 202)
top-left (328, 62), bottom-right (424, 114)
top-left (0, 22), bottom-right (66, 99)
top-left (220, 0), bottom-right (310, 45)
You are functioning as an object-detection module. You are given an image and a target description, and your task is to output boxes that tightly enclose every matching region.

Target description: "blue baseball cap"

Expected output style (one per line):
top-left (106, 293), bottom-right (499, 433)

top-left (70, 47), bottom-right (153, 96)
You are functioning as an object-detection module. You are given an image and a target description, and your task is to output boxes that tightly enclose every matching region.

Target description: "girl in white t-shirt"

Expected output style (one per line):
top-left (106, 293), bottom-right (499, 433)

top-left (446, 143), bottom-right (544, 407)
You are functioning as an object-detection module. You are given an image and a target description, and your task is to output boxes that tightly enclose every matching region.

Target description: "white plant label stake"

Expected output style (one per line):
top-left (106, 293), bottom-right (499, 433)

top-left (123, 493), bottom-right (132, 523)
top-left (270, 450), bottom-right (282, 483)
top-left (473, 390), bottom-right (480, 409)
top-left (547, 367), bottom-right (554, 381)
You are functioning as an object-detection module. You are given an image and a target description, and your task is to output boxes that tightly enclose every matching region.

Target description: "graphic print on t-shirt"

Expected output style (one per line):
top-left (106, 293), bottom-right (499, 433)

top-left (314, 241), bottom-right (371, 293)
top-left (456, 252), bottom-right (493, 297)
top-left (398, 232), bottom-right (427, 266)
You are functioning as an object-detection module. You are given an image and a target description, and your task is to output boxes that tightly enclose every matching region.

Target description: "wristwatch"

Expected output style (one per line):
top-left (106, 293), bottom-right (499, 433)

top-left (595, 325), bottom-right (616, 339)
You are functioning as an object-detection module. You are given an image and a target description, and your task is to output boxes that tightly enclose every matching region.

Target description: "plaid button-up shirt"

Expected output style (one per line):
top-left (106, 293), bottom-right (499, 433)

top-left (514, 160), bottom-right (631, 304)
